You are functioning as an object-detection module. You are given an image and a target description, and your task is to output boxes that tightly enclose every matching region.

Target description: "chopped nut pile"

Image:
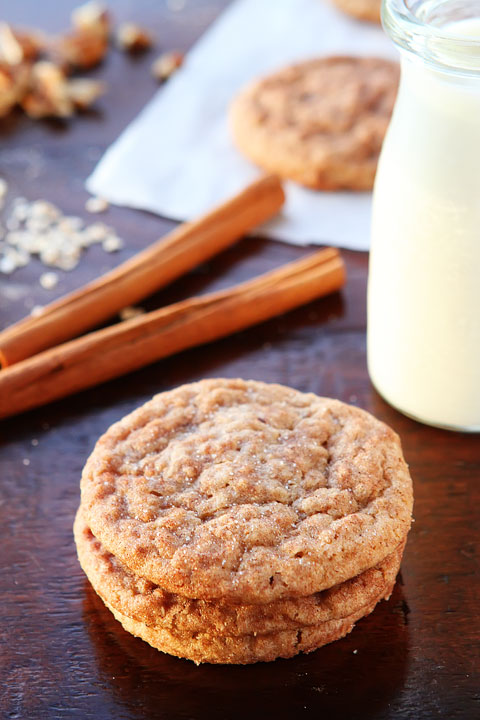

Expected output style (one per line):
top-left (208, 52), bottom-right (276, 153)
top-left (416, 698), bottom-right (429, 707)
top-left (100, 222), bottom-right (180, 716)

top-left (0, 180), bottom-right (124, 285)
top-left (0, 1), bottom-right (183, 122)
top-left (0, 3), bottom-right (110, 120)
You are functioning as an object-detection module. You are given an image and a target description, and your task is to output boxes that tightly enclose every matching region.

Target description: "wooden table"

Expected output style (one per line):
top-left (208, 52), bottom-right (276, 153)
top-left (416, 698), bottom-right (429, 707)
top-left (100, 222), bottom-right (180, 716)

top-left (1, 2), bottom-right (478, 718)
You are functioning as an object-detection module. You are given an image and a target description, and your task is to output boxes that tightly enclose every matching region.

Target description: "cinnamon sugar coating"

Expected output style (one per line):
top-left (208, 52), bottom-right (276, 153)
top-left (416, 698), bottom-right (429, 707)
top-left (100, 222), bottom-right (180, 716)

top-left (75, 508), bottom-right (403, 636)
top-left (81, 379), bottom-right (412, 603)
top-left (230, 57), bottom-right (399, 190)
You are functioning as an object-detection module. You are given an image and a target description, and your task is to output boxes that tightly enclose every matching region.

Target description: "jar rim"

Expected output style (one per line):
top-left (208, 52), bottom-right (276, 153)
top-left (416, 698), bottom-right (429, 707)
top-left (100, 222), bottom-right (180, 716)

top-left (382, 0), bottom-right (480, 76)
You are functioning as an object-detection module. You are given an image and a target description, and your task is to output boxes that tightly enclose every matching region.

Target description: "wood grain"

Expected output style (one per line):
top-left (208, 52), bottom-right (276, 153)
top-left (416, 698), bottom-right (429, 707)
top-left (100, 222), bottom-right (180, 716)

top-left (0, 1), bottom-right (478, 718)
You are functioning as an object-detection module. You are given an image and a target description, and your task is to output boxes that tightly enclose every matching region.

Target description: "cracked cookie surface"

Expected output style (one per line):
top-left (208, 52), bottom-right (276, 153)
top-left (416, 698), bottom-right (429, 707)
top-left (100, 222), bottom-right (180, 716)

top-left (81, 379), bottom-right (412, 603)
top-left (230, 57), bottom-right (399, 190)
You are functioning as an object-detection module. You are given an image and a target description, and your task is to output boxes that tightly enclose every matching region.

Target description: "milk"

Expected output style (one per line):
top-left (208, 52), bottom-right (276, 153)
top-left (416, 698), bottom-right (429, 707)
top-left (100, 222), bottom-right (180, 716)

top-left (367, 17), bottom-right (480, 430)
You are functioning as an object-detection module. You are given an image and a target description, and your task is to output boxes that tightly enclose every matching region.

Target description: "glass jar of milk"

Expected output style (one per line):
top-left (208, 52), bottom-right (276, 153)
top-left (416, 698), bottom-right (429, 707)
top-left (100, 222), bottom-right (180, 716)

top-left (368, 0), bottom-right (480, 431)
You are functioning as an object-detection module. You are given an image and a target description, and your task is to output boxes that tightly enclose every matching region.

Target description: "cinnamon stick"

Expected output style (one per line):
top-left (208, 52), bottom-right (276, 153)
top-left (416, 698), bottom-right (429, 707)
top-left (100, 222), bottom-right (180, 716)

top-left (0, 174), bottom-right (285, 367)
top-left (0, 248), bottom-right (345, 419)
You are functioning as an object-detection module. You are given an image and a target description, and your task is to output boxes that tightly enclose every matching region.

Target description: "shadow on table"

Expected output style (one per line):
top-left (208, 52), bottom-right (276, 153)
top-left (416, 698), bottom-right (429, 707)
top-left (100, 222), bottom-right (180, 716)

top-left (83, 578), bottom-right (410, 720)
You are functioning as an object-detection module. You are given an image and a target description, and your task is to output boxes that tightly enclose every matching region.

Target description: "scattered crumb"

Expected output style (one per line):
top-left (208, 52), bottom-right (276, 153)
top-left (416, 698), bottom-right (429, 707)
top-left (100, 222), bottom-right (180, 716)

top-left (22, 458), bottom-right (31, 466)
top-left (0, 251), bottom-right (19, 274)
top-left (85, 195), bottom-right (108, 214)
top-left (57, 215), bottom-right (83, 233)
top-left (31, 438), bottom-right (39, 446)
top-left (39, 271), bottom-right (59, 289)
top-left (151, 51), bottom-right (183, 82)
top-left (30, 199), bottom-right (61, 221)
top-left (31, 305), bottom-right (44, 316)
top-left (353, 649), bottom-right (358, 654)
top-left (84, 221), bottom-right (108, 242)
top-left (119, 305), bottom-right (145, 321)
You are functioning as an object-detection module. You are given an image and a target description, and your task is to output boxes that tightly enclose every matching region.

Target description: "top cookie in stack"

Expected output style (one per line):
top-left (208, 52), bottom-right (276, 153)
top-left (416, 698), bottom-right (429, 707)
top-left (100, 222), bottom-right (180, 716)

top-left (75, 378), bottom-right (413, 664)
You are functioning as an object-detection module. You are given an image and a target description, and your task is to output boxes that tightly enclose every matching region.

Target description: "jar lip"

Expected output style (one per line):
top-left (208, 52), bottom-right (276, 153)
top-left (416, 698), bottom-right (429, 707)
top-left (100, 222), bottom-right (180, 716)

top-left (382, 0), bottom-right (480, 76)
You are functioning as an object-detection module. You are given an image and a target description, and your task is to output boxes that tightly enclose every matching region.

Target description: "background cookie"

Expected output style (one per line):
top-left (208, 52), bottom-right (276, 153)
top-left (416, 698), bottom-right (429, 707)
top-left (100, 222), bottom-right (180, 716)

top-left (230, 57), bottom-right (399, 190)
top-left (331, 0), bottom-right (381, 23)
top-left (80, 379), bottom-right (413, 604)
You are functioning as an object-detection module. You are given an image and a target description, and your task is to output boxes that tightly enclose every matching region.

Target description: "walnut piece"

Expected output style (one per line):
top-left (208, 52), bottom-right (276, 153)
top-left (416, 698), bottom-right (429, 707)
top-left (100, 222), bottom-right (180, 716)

top-left (0, 23), bottom-right (45, 65)
top-left (151, 51), bottom-right (184, 82)
top-left (0, 61), bottom-right (30, 117)
top-left (67, 77), bottom-right (105, 110)
top-left (116, 23), bottom-right (152, 53)
top-left (54, 28), bottom-right (108, 71)
top-left (21, 61), bottom-right (73, 118)
top-left (71, 1), bottom-right (110, 39)
top-left (12, 28), bottom-right (45, 62)
top-left (0, 23), bottom-right (24, 65)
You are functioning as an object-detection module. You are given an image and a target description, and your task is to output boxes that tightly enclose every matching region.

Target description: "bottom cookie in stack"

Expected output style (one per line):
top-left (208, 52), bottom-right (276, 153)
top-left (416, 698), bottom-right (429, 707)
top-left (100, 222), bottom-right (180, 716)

top-left (75, 379), bottom-right (413, 664)
top-left (75, 509), bottom-right (405, 664)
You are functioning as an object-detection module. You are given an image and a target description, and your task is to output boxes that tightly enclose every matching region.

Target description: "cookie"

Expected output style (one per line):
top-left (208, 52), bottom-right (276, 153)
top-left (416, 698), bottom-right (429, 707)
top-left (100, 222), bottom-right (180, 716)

top-left (332, 0), bottom-right (381, 23)
top-left (229, 57), bottom-right (399, 190)
top-left (80, 379), bottom-right (413, 604)
top-left (74, 507), bottom-right (404, 636)
top-left (104, 596), bottom-right (384, 664)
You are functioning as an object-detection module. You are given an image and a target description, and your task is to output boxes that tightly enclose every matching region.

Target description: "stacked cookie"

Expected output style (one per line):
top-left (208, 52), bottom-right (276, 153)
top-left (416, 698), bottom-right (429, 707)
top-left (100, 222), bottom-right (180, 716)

top-left (75, 379), bottom-right (413, 664)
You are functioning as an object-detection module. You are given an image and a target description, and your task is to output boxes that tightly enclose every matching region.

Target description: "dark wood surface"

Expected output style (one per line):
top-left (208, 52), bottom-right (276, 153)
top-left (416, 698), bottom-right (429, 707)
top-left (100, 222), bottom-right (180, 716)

top-left (1, 2), bottom-right (478, 718)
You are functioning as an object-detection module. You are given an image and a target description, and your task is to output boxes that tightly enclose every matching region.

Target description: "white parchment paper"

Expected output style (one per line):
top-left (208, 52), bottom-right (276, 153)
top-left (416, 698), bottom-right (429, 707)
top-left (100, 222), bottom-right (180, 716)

top-left (87, 0), bottom-right (397, 250)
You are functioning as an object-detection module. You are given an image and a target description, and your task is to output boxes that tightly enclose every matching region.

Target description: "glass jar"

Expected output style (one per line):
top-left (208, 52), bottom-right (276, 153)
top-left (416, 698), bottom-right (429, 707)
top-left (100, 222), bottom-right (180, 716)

top-left (367, 0), bottom-right (480, 431)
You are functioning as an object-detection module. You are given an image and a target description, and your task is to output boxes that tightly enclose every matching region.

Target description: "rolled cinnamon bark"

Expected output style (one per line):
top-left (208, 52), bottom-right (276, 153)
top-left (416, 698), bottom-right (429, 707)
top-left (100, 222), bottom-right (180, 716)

top-left (0, 248), bottom-right (345, 419)
top-left (0, 174), bottom-right (285, 367)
